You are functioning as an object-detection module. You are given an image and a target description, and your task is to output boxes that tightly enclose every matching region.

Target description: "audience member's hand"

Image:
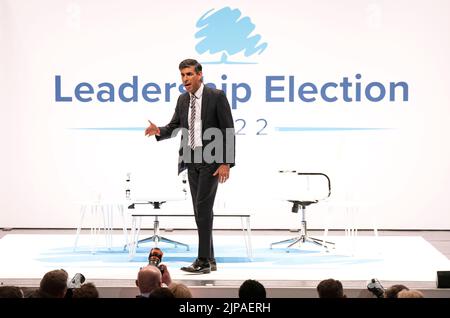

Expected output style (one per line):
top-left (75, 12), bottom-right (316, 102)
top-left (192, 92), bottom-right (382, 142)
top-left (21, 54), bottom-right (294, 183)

top-left (159, 264), bottom-right (172, 286)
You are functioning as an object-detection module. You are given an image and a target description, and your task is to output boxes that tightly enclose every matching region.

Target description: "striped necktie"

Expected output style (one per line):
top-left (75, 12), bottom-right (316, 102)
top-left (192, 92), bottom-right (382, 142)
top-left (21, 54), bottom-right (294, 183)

top-left (189, 94), bottom-right (197, 149)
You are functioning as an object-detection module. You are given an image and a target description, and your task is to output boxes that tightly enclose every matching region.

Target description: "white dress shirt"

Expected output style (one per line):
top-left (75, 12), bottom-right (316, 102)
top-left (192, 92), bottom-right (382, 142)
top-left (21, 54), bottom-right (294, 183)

top-left (188, 83), bottom-right (204, 148)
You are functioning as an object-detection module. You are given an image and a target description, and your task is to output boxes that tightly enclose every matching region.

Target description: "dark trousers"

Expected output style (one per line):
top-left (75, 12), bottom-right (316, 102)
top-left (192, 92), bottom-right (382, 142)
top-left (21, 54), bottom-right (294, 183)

top-left (187, 162), bottom-right (219, 260)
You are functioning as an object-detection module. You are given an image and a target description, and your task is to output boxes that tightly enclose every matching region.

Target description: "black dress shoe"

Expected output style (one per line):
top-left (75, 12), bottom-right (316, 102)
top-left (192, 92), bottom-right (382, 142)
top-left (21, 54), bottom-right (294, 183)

top-left (180, 259), bottom-right (211, 274)
top-left (209, 258), bottom-right (217, 271)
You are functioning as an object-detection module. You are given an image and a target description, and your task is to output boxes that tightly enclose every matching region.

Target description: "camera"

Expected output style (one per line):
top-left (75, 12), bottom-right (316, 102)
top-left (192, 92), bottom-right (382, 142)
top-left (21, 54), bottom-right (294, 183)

top-left (64, 273), bottom-right (86, 298)
top-left (148, 247), bottom-right (165, 274)
top-left (68, 273), bottom-right (86, 289)
top-left (367, 278), bottom-right (385, 298)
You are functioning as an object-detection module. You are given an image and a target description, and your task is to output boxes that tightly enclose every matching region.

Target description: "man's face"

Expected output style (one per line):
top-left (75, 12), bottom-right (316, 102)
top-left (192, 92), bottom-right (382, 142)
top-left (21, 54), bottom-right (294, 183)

top-left (180, 66), bottom-right (202, 94)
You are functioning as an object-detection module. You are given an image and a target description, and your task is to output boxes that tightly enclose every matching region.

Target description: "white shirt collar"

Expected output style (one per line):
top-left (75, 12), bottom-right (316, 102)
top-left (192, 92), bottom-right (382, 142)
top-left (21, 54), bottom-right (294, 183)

top-left (191, 83), bottom-right (204, 100)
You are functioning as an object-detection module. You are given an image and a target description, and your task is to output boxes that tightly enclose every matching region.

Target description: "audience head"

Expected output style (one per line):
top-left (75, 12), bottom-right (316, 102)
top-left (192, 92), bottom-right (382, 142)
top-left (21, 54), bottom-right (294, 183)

top-left (239, 279), bottom-right (266, 299)
top-left (384, 284), bottom-right (409, 298)
top-left (397, 289), bottom-right (424, 298)
top-left (136, 265), bottom-right (162, 295)
top-left (149, 287), bottom-right (175, 299)
top-left (168, 282), bottom-right (192, 298)
top-left (39, 269), bottom-right (69, 298)
top-left (72, 282), bottom-right (99, 298)
top-left (0, 286), bottom-right (24, 298)
top-left (317, 278), bottom-right (346, 298)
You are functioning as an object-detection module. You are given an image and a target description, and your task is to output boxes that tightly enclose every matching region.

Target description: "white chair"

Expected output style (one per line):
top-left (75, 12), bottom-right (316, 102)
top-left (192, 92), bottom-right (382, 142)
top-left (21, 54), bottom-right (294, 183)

top-left (128, 198), bottom-right (190, 251)
top-left (270, 171), bottom-right (336, 251)
top-left (125, 170), bottom-right (190, 253)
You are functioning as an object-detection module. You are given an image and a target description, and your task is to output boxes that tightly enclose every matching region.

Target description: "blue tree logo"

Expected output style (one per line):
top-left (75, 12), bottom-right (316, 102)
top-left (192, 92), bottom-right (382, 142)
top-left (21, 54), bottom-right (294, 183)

top-left (195, 7), bottom-right (268, 64)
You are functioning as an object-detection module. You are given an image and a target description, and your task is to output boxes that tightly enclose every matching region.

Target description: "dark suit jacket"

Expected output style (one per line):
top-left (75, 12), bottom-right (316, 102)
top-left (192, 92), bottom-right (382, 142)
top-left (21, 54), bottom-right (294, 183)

top-left (156, 85), bottom-right (235, 174)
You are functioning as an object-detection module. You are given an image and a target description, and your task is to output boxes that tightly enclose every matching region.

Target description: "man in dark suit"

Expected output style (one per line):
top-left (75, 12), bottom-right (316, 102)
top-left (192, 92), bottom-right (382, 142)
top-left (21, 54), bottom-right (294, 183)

top-left (145, 59), bottom-right (235, 274)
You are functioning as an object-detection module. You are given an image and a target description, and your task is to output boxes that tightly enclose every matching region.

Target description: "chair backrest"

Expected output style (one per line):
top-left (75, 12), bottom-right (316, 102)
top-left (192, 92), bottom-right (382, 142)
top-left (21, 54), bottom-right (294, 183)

top-left (126, 169), bottom-right (187, 202)
top-left (277, 171), bottom-right (331, 203)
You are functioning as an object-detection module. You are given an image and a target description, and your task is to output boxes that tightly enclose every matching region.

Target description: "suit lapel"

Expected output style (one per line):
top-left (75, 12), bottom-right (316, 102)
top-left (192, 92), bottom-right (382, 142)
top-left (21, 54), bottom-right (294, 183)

top-left (181, 93), bottom-right (190, 128)
top-left (201, 85), bottom-right (209, 122)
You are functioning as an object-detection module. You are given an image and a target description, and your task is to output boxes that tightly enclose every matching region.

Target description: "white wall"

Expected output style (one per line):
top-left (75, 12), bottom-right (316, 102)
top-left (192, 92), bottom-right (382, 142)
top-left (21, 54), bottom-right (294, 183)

top-left (1, 0), bottom-right (450, 229)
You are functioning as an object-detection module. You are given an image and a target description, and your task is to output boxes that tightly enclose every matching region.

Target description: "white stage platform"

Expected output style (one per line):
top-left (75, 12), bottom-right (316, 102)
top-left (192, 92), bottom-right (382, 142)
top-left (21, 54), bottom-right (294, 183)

top-left (1, 233), bottom-right (449, 297)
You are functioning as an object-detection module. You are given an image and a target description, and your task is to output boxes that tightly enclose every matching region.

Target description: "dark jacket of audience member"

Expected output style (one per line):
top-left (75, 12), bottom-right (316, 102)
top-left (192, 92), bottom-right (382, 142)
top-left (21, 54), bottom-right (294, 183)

top-left (0, 286), bottom-right (24, 298)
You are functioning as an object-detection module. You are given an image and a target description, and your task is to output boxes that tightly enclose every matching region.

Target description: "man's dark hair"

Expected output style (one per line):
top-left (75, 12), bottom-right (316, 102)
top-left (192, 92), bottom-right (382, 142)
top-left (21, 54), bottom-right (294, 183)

top-left (239, 279), bottom-right (266, 299)
top-left (72, 282), bottom-right (99, 298)
top-left (317, 279), bottom-right (346, 298)
top-left (39, 269), bottom-right (68, 298)
top-left (179, 59), bottom-right (202, 73)
top-left (149, 287), bottom-right (175, 299)
top-left (0, 286), bottom-right (24, 298)
top-left (384, 284), bottom-right (409, 298)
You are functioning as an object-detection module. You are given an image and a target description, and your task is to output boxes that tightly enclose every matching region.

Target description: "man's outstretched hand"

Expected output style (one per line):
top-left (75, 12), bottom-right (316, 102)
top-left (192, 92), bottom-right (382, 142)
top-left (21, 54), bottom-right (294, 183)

top-left (145, 120), bottom-right (160, 137)
top-left (213, 164), bottom-right (230, 183)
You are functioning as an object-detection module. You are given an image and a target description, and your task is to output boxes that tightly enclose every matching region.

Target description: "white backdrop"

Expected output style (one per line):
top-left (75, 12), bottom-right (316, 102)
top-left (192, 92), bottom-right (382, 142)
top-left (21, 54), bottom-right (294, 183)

top-left (1, 0), bottom-right (450, 229)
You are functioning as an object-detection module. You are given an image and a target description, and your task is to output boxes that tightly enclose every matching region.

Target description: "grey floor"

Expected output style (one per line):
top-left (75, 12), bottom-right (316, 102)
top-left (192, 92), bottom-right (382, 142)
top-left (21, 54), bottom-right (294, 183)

top-left (2, 228), bottom-right (450, 259)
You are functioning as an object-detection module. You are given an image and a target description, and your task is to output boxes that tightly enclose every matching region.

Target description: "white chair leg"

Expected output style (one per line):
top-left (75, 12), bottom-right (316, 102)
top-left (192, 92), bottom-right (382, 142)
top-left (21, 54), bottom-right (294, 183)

top-left (240, 216), bottom-right (253, 260)
top-left (100, 204), bottom-right (109, 249)
top-left (371, 210), bottom-right (381, 255)
top-left (129, 216), bottom-right (138, 259)
top-left (246, 217), bottom-right (253, 259)
top-left (108, 204), bottom-right (113, 249)
top-left (350, 207), bottom-right (358, 255)
top-left (119, 204), bottom-right (129, 249)
top-left (107, 204), bottom-right (113, 249)
top-left (343, 206), bottom-right (357, 256)
top-left (74, 204), bottom-right (86, 251)
top-left (90, 204), bottom-right (97, 254)
top-left (372, 212), bottom-right (379, 237)
top-left (322, 205), bottom-right (333, 252)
